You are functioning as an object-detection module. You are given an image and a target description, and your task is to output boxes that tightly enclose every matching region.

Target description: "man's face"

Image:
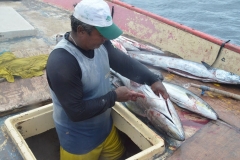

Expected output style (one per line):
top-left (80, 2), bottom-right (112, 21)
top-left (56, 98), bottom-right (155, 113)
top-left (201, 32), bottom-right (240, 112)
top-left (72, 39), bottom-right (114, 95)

top-left (81, 28), bottom-right (107, 50)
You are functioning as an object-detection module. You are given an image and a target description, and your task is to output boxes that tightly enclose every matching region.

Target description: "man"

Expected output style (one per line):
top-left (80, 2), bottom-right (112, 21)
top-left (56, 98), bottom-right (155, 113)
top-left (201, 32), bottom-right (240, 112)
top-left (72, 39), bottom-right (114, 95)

top-left (46, 0), bottom-right (169, 159)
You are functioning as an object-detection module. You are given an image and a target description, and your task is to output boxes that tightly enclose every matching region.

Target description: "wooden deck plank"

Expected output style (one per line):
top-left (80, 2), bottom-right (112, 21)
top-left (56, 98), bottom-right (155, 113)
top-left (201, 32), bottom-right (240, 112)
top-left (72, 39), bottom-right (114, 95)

top-left (166, 120), bottom-right (240, 160)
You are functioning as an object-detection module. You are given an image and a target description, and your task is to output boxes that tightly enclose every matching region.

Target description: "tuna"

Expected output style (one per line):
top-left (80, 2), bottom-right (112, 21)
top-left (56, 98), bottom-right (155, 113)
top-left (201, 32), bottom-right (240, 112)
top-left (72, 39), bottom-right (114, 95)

top-left (148, 68), bottom-right (218, 120)
top-left (162, 81), bottom-right (218, 120)
top-left (127, 51), bottom-right (240, 84)
top-left (110, 69), bottom-right (185, 141)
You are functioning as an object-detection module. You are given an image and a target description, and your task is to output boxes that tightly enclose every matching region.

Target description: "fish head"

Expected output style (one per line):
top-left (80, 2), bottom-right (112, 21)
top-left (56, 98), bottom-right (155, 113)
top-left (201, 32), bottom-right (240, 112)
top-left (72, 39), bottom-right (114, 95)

top-left (146, 108), bottom-right (185, 141)
top-left (214, 69), bottom-right (240, 84)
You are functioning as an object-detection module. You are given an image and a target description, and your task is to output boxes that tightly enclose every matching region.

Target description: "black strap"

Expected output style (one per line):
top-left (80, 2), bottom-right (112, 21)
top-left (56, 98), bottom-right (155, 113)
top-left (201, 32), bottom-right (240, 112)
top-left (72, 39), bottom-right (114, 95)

top-left (111, 6), bottom-right (114, 18)
top-left (211, 40), bottom-right (230, 66)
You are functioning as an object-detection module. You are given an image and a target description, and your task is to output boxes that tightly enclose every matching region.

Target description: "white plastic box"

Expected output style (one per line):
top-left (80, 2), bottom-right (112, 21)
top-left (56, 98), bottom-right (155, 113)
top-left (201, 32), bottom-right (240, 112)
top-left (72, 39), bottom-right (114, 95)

top-left (5, 102), bottom-right (165, 160)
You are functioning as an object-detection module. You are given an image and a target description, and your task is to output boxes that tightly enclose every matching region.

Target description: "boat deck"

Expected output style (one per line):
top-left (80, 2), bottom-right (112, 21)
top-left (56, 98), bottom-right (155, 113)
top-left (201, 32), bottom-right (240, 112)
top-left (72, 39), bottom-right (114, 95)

top-left (154, 68), bottom-right (240, 159)
top-left (0, 0), bottom-right (240, 159)
top-left (167, 120), bottom-right (240, 160)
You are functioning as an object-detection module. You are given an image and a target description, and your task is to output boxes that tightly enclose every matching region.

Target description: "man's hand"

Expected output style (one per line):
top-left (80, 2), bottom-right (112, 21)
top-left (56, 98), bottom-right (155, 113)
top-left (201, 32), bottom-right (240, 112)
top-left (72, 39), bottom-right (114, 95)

top-left (151, 81), bottom-right (169, 100)
top-left (114, 86), bottom-right (145, 102)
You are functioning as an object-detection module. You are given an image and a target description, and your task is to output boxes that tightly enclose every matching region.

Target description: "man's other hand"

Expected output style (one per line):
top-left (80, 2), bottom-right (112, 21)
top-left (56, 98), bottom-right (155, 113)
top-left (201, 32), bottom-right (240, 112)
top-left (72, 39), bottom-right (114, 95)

top-left (151, 81), bottom-right (169, 100)
top-left (114, 86), bottom-right (145, 102)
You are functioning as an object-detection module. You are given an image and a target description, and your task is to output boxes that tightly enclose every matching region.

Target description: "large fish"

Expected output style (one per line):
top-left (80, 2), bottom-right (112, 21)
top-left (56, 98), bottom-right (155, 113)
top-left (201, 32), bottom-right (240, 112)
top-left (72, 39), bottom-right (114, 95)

top-left (148, 67), bottom-right (218, 120)
top-left (110, 69), bottom-right (185, 141)
top-left (128, 51), bottom-right (240, 84)
top-left (162, 81), bottom-right (218, 120)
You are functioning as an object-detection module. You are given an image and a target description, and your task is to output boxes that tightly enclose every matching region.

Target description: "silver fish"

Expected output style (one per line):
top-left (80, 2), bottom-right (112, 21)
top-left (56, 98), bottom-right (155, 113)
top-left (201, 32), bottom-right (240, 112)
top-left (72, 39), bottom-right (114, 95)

top-left (147, 68), bottom-right (218, 120)
top-left (128, 51), bottom-right (240, 84)
top-left (118, 36), bottom-right (165, 54)
top-left (110, 69), bottom-right (185, 141)
top-left (162, 81), bottom-right (218, 120)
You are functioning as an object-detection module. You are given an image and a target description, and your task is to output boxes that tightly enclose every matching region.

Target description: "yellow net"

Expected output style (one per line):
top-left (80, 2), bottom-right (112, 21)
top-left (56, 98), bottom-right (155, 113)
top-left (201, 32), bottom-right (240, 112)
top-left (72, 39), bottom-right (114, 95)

top-left (0, 52), bottom-right (49, 82)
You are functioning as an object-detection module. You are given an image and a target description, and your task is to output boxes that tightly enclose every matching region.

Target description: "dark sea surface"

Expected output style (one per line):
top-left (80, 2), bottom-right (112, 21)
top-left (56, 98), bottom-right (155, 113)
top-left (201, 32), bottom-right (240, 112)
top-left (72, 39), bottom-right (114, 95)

top-left (121, 0), bottom-right (240, 46)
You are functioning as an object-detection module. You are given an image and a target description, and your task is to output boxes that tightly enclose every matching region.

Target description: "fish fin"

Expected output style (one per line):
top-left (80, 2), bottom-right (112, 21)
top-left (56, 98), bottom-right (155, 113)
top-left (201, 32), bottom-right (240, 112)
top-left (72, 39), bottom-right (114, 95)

top-left (201, 61), bottom-right (212, 70)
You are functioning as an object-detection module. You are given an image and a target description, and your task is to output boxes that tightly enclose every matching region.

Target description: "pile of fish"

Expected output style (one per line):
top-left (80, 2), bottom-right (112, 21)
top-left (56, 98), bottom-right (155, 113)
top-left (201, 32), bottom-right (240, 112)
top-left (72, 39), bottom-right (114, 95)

top-left (111, 36), bottom-right (240, 84)
top-left (110, 36), bottom-right (222, 140)
top-left (110, 69), bottom-right (185, 141)
top-left (110, 69), bottom-right (218, 141)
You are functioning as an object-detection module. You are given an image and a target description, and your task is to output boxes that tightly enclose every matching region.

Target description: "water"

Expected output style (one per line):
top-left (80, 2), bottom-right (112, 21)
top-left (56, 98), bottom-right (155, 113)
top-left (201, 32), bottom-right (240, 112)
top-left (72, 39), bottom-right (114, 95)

top-left (121, 0), bottom-right (240, 46)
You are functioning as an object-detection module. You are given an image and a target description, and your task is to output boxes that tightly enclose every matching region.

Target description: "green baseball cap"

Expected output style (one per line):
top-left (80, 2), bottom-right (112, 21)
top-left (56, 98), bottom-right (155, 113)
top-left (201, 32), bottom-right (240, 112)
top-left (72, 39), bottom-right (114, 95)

top-left (73, 0), bottom-right (123, 40)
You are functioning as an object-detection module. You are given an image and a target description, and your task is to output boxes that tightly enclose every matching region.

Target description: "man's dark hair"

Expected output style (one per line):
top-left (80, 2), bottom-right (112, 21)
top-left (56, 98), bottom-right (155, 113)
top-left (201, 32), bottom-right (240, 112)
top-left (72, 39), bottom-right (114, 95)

top-left (70, 15), bottom-right (95, 35)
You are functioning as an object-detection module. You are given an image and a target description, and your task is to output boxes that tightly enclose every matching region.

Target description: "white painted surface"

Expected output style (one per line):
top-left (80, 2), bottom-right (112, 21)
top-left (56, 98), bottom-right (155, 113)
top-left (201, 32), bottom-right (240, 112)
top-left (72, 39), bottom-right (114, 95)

top-left (5, 103), bottom-right (165, 160)
top-left (0, 7), bottom-right (36, 42)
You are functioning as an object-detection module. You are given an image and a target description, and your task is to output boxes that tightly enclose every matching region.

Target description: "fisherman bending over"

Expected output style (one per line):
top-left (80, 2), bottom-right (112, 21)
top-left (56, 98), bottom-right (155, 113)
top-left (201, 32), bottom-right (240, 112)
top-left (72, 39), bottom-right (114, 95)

top-left (46, 0), bottom-right (169, 159)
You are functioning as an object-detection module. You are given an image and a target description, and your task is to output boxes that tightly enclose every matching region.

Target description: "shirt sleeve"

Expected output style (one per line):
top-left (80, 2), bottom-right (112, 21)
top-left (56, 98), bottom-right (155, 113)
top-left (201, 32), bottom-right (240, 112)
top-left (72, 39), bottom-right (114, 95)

top-left (46, 48), bottom-right (117, 122)
top-left (104, 40), bottom-right (163, 85)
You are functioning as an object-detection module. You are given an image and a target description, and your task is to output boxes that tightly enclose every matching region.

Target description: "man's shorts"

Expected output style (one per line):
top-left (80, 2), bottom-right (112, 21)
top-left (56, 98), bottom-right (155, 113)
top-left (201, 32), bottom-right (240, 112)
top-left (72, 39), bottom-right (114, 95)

top-left (60, 125), bottom-right (125, 160)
